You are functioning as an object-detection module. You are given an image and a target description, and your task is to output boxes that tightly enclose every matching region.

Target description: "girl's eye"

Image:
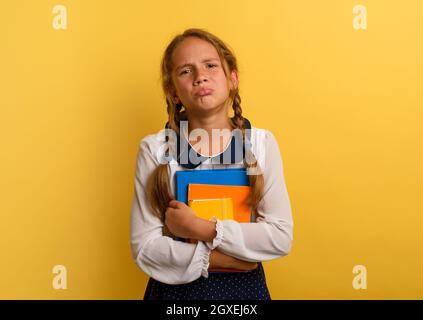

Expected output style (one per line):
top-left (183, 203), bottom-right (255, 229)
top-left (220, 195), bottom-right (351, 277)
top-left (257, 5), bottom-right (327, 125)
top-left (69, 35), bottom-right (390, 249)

top-left (179, 64), bottom-right (218, 75)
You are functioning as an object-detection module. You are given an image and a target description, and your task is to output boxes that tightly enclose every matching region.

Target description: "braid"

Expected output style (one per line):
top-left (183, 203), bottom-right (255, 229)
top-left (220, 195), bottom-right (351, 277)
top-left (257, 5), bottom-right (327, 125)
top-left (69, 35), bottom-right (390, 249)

top-left (168, 100), bottom-right (182, 133)
top-left (230, 90), bottom-right (264, 217)
top-left (231, 91), bottom-right (244, 132)
top-left (146, 98), bottom-right (180, 237)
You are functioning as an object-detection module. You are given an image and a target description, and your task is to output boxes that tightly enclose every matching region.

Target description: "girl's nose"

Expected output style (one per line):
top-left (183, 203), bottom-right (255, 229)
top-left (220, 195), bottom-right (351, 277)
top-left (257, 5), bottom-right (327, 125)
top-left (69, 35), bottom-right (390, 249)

top-left (194, 78), bottom-right (207, 86)
top-left (194, 72), bottom-right (208, 85)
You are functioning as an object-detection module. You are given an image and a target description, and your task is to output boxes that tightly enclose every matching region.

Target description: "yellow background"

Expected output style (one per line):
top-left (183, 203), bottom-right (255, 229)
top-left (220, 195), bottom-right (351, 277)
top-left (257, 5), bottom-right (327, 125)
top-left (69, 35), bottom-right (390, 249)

top-left (1, 0), bottom-right (422, 299)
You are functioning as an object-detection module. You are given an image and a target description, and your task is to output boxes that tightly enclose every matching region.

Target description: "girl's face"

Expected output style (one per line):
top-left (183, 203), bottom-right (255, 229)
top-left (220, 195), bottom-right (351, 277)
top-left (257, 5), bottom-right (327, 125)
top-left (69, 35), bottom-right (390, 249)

top-left (170, 37), bottom-right (238, 117)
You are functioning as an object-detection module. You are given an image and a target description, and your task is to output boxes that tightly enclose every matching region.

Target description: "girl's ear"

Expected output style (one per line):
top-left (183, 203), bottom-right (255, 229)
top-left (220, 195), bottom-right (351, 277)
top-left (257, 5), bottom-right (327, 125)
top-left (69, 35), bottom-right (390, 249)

top-left (168, 86), bottom-right (180, 104)
top-left (229, 70), bottom-right (239, 90)
top-left (172, 95), bottom-right (180, 104)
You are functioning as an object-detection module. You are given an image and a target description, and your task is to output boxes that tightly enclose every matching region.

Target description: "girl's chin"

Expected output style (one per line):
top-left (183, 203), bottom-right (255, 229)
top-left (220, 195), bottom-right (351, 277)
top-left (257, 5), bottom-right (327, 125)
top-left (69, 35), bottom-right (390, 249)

top-left (196, 95), bottom-right (213, 102)
top-left (193, 98), bottom-right (217, 108)
top-left (187, 104), bottom-right (224, 115)
top-left (185, 97), bottom-right (228, 112)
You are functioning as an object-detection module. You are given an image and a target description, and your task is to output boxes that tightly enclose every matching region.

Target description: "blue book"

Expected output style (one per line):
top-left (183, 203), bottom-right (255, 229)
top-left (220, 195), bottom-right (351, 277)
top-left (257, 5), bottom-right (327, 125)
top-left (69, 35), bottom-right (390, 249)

top-left (175, 168), bottom-right (249, 204)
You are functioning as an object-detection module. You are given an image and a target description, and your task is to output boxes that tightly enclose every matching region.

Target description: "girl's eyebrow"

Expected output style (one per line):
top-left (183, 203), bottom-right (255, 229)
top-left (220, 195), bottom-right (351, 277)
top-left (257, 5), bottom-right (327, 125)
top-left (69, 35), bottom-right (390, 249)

top-left (176, 58), bottom-right (220, 71)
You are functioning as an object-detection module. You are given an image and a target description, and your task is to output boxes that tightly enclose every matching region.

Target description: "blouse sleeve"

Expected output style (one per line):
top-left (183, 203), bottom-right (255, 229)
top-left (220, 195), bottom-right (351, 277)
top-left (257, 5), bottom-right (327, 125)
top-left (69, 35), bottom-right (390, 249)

top-left (130, 138), bottom-right (212, 285)
top-left (204, 130), bottom-right (294, 262)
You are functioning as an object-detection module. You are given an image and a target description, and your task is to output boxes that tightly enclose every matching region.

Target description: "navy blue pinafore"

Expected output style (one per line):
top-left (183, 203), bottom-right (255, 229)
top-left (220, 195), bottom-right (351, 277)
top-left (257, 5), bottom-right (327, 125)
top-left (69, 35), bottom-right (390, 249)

top-left (143, 263), bottom-right (271, 300)
top-left (145, 113), bottom-right (271, 300)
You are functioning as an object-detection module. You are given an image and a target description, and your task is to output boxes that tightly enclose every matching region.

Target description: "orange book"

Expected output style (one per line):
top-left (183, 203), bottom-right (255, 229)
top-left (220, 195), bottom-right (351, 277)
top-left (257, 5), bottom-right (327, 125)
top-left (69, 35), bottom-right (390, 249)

top-left (187, 184), bottom-right (252, 223)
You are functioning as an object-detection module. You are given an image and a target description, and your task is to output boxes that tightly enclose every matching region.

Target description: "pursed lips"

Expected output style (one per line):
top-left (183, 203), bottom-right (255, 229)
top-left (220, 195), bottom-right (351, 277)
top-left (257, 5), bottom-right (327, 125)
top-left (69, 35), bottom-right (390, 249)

top-left (195, 88), bottom-right (213, 97)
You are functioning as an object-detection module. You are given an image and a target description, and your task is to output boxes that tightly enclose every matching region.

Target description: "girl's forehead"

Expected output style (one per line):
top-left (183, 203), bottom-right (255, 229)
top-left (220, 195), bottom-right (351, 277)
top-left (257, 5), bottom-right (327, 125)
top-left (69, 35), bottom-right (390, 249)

top-left (173, 38), bottom-right (219, 62)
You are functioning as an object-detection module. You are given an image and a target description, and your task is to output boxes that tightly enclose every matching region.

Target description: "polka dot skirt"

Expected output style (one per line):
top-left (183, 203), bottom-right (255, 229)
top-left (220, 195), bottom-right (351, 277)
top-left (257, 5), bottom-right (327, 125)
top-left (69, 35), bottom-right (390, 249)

top-left (143, 262), bottom-right (271, 300)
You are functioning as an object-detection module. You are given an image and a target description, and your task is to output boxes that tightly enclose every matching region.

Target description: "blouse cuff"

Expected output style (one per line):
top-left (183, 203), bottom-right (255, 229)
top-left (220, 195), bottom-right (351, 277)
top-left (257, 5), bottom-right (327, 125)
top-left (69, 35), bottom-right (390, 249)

top-left (205, 218), bottom-right (223, 250)
top-left (199, 242), bottom-right (212, 279)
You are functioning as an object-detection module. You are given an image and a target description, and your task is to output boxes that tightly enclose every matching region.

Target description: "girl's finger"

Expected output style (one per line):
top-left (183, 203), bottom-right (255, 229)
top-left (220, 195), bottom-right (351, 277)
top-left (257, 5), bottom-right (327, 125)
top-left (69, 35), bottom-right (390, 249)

top-left (169, 199), bottom-right (181, 208)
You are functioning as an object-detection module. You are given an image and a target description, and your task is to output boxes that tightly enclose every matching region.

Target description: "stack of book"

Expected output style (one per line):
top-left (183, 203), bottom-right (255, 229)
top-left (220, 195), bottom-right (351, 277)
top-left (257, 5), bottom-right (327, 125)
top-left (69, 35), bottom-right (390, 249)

top-left (175, 168), bottom-right (253, 273)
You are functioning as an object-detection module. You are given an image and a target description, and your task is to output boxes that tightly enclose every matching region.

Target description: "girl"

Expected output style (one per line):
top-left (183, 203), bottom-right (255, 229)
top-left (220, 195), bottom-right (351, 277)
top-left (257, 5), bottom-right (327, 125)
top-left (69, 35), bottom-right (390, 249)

top-left (130, 28), bottom-right (293, 300)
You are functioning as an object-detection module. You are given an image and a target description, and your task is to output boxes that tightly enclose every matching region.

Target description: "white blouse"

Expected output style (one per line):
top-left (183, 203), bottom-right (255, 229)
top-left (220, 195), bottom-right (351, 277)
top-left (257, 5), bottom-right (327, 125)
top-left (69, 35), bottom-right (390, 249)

top-left (130, 125), bottom-right (294, 285)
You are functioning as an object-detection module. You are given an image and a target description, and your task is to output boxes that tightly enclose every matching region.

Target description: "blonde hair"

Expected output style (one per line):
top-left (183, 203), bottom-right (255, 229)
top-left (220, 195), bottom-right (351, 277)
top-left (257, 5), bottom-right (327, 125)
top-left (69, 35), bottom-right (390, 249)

top-left (147, 28), bottom-right (265, 236)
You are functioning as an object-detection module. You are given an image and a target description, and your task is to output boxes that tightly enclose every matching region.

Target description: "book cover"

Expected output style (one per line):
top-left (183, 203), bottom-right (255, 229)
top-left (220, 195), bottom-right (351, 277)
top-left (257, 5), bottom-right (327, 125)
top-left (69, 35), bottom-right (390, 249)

top-left (188, 183), bottom-right (252, 223)
top-left (188, 198), bottom-right (234, 221)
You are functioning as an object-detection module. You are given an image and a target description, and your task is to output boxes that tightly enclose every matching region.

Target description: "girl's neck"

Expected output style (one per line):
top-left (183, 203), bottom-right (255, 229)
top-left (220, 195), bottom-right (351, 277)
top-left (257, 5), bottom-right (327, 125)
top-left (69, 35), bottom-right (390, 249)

top-left (183, 110), bottom-right (234, 157)
top-left (184, 109), bottom-right (233, 135)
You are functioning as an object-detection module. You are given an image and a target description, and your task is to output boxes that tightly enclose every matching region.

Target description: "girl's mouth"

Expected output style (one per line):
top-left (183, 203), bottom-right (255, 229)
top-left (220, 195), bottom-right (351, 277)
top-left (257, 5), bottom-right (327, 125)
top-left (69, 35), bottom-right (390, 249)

top-left (195, 88), bottom-right (213, 97)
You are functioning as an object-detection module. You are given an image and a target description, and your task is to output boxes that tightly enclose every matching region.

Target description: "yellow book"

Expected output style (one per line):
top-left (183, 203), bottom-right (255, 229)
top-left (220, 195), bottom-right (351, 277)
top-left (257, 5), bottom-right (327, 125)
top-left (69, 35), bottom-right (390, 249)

top-left (188, 198), bottom-right (234, 221)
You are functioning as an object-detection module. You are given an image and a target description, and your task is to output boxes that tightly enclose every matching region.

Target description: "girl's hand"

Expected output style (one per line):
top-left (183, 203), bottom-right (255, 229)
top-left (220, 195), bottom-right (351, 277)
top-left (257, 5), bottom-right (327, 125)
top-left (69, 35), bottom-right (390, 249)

top-left (165, 200), bottom-right (197, 239)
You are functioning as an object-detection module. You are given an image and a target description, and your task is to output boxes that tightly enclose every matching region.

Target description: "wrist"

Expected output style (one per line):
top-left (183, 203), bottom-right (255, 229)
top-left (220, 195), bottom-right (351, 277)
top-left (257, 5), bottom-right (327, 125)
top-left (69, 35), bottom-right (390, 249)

top-left (190, 217), bottom-right (217, 242)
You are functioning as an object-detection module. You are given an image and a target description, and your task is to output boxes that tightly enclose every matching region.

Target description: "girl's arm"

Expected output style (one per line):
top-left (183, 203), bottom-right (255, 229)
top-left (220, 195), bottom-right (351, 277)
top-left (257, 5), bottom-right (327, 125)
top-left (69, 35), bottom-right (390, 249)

top-left (209, 249), bottom-right (258, 271)
top-left (188, 219), bottom-right (258, 270)
top-left (131, 137), bottom-right (214, 285)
